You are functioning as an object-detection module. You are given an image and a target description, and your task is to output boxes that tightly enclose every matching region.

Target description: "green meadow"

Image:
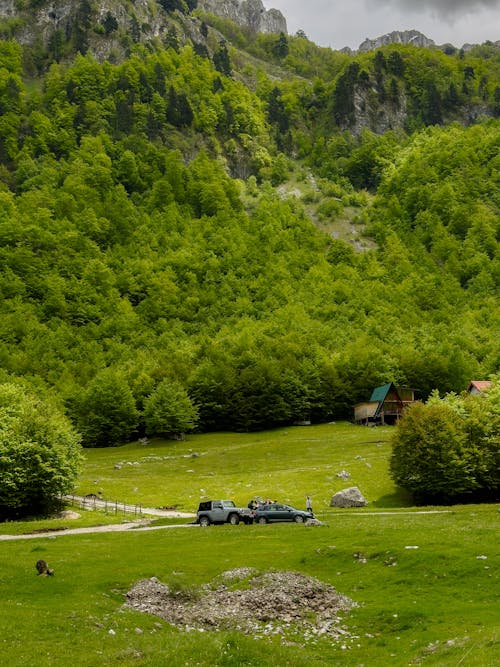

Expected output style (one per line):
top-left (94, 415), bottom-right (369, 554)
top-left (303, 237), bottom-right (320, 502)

top-left (74, 423), bottom-right (403, 511)
top-left (1, 423), bottom-right (498, 666)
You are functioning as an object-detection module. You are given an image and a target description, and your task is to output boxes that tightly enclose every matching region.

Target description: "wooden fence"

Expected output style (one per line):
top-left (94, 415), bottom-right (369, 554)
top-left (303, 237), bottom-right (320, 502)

top-left (62, 494), bottom-right (143, 517)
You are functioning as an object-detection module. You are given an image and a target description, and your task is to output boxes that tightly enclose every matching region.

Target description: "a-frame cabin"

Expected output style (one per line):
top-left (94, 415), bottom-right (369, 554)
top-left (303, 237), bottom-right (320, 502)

top-left (354, 383), bottom-right (416, 425)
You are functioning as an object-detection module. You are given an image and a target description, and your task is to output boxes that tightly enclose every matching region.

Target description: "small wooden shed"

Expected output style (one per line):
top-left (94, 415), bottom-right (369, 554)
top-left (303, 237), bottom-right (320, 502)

top-left (354, 383), bottom-right (416, 425)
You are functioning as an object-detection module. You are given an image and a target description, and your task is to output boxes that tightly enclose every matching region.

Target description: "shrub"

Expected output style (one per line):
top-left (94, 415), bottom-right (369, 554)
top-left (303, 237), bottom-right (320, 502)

top-left (0, 383), bottom-right (82, 518)
top-left (390, 382), bottom-right (499, 503)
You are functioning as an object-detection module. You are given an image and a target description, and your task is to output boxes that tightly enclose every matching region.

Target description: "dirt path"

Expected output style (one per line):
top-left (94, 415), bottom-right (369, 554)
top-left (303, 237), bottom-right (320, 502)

top-left (0, 495), bottom-right (197, 541)
top-left (0, 521), bottom-right (198, 541)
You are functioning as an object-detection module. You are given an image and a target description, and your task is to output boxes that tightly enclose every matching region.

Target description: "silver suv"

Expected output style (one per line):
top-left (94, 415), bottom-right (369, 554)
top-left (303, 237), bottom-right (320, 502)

top-left (197, 500), bottom-right (253, 526)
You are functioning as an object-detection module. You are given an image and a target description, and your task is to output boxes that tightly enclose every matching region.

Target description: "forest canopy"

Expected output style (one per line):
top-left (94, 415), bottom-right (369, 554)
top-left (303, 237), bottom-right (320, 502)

top-left (0, 30), bottom-right (498, 443)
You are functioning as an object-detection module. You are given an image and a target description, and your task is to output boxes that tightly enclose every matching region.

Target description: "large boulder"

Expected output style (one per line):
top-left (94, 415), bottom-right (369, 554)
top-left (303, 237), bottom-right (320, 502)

top-left (330, 487), bottom-right (368, 508)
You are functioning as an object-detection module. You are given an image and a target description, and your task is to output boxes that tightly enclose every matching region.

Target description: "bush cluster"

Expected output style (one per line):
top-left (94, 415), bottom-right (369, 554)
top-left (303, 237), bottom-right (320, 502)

top-left (0, 383), bottom-right (82, 517)
top-left (390, 381), bottom-right (499, 503)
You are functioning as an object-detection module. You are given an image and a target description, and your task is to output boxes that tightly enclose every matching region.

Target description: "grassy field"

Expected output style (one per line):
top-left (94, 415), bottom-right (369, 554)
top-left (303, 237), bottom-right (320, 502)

top-left (1, 423), bottom-right (498, 666)
top-left (73, 423), bottom-right (407, 512)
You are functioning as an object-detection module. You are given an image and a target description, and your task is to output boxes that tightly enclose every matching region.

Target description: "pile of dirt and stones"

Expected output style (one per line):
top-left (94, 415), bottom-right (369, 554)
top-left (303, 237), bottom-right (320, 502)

top-left (125, 567), bottom-right (357, 643)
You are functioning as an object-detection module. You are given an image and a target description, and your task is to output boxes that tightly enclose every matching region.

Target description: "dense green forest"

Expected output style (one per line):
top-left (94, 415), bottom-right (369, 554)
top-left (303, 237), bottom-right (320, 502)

top-left (0, 8), bottom-right (498, 445)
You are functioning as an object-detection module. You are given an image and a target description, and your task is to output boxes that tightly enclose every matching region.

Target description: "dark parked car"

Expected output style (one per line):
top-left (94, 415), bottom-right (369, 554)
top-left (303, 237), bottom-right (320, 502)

top-left (253, 503), bottom-right (312, 524)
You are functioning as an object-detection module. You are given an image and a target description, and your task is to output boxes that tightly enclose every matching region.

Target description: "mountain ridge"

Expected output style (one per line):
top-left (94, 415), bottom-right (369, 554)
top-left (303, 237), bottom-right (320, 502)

top-left (1, 0), bottom-right (498, 67)
top-left (341, 28), bottom-right (500, 55)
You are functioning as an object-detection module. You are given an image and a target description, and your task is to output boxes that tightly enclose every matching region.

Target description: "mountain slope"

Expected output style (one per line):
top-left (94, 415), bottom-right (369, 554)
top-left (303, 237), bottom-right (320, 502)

top-left (0, 11), bottom-right (498, 439)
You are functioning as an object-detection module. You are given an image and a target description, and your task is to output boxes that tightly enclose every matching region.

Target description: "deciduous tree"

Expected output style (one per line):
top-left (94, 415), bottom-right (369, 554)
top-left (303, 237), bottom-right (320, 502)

top-left (73, 368), bottom-right (139, 447)
top-left (0, 383), bottom-right (82, 517)
top-left (144, 379), bottom-right (198, 437)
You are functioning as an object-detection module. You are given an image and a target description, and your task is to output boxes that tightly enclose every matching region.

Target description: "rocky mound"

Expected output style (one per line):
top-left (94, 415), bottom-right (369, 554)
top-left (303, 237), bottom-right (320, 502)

top-left (125, 568), bottom-right (356, 642)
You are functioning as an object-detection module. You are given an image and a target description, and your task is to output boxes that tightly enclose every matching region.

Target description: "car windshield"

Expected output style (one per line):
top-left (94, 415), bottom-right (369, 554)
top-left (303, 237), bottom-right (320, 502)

top-left (222, 501), bottom-right (236, 508)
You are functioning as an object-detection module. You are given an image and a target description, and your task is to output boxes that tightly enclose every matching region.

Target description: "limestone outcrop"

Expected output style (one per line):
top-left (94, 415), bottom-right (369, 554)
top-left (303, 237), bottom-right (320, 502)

top-left (198, 0), bottom-right (286, 34)
top-left (0, 0), bottom-right (286, 63)
top-left (0, 0), bottom-right (166, 56)
top-left (358, 30), bottom-right (435, 52)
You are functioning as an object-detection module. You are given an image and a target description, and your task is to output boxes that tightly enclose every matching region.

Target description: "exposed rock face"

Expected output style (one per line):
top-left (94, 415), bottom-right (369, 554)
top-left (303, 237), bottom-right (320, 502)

top-left (0, 0), bottom-right (166, 57)
top-left (0, 0), bottom-right (15, 16)
top-left (358, 30), bottom-right (435, 52)
top-left (342, 75), bottom-right (493, 137)
top-left (198, 0), bottom-right (287, 34)
top-left (0, 0), bottom-right (286, 63)
top-left (462, 39), bottom-right (500, 52)
top-left (351, 85), bottom-right (409, 135)
top-left (330, 487), bottom-right (368, 508)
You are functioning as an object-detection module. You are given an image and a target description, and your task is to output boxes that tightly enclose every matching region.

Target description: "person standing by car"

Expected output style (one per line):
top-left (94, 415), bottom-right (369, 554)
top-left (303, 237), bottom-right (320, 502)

top-left (306, 495), bottom-right (313, 514)
top-left (247, 498), bottom-right (258, 518)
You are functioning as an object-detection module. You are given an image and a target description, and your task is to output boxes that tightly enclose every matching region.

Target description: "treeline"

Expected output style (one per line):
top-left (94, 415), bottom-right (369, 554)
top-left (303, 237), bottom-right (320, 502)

top-left (0, 37), bottom-right (498, 444)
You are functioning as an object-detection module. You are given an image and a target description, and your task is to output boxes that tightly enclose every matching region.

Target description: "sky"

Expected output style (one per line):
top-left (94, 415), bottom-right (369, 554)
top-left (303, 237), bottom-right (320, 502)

top-left (267, 0), bottom-right (500, 50)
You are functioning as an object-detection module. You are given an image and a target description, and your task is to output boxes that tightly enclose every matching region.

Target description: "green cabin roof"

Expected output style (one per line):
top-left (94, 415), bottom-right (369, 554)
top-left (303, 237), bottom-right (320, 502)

top-left (369, 383), bottom-right (393, 403)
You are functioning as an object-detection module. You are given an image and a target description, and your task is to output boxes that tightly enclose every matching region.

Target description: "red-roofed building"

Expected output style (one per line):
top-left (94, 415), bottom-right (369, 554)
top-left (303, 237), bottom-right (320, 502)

top-left (466, 381), bottom-right (493, 395)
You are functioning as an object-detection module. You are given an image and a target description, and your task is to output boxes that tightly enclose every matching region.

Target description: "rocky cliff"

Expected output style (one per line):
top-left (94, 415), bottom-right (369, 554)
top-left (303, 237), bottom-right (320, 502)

top-left (198, 0), bottom-right (286, 34)
top-left (358, 30), bottom-right (435, 52)
top-left (0, 0), bottom-right (169, 60)
top-left (350, 86), bottom-right (409, 136)
top-left (0, 0), bottom-right (286, 65)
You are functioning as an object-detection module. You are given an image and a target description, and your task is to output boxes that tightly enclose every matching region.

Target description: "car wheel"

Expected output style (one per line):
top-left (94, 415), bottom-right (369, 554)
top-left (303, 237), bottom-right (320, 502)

top-left (199, 515), bottom-right (210, 527)
top-left (258, 516), bottom-right (268, 524)
top-left (294, 514), bottom-right (305, 523)
top-left (228, 513), bottom-right (240, 525)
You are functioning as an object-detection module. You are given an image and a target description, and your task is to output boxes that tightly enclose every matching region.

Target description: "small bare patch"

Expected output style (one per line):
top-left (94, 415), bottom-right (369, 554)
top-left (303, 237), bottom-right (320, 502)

top-left (56, 510), bottom-right (81, 520)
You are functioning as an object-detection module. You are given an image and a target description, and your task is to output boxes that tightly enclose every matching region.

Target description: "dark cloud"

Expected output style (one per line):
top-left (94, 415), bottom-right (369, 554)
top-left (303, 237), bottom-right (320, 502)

top-left (371, 0), bottom-right (500, 17)
top-left (270, 0), bottom-right (500, 50)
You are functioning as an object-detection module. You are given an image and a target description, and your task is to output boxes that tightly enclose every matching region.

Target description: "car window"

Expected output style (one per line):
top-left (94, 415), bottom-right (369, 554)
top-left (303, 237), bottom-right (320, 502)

top-left (222, 501), bottom-right (236, 508)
